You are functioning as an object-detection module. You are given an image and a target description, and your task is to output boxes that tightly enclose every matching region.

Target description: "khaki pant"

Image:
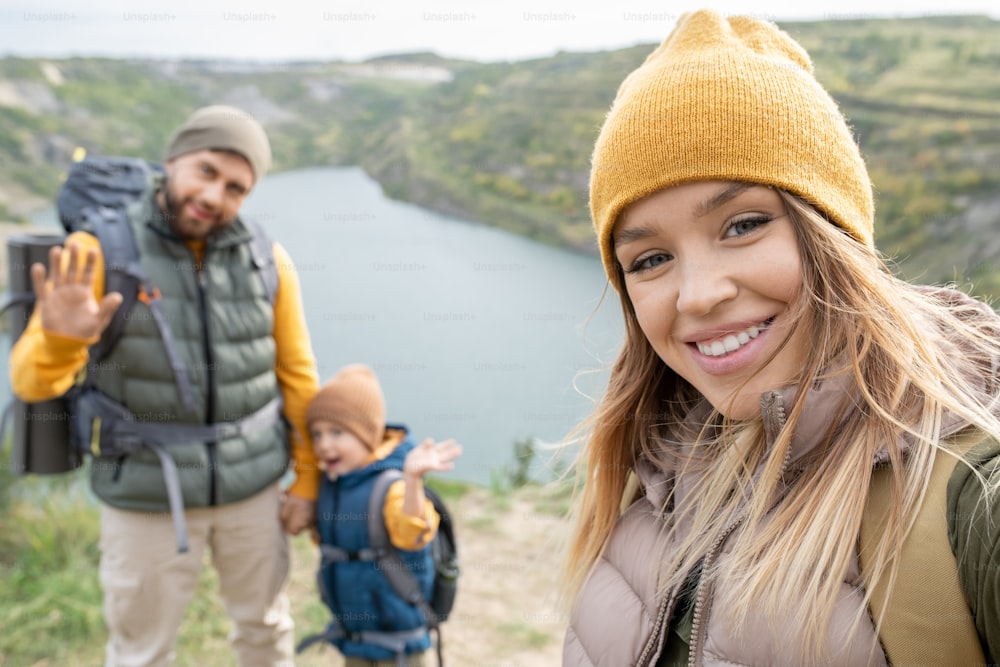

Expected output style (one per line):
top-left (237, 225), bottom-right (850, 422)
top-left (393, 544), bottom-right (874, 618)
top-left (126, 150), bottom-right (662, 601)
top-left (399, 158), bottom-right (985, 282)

top-left (99, 483), bottom-right (293, 667)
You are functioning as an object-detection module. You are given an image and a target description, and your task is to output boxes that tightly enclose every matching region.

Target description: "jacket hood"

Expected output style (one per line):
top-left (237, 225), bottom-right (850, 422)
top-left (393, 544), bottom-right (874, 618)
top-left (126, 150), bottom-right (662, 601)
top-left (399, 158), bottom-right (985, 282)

top-left (337, 426), bottom-right (412, 490)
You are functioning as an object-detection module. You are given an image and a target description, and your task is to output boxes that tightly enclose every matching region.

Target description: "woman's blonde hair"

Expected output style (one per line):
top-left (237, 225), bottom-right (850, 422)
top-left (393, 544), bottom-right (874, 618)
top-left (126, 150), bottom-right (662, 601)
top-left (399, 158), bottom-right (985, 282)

top-left (562, 188), bottom-right (1000, 661)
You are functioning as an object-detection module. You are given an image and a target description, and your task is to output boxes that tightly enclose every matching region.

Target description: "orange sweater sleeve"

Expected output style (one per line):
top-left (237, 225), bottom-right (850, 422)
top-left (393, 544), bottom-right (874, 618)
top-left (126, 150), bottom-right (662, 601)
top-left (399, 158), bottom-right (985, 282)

top-left (9, 233), bottom-right (321, 500)
top-left (9, 231), bottom-right (102, 401)
top-left (383, 479), bottom-right (441, 551)
top-left (271, 242), bottom-right (321, 501)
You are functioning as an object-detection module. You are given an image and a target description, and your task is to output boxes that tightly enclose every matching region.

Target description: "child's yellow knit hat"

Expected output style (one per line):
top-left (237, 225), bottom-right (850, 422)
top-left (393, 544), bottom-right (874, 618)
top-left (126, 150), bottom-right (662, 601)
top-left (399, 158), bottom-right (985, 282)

top-left (590, 10), bottom-right (874, 288)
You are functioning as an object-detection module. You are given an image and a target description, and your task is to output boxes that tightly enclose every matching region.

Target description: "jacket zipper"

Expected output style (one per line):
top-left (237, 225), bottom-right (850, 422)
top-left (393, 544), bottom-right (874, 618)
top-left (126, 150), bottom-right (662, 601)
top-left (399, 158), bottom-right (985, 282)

top-left (686, 391), bottom-right (790, 667)
top-left (686, 516), bottom-right (745, 666)
top-left (112, 456), bottom-right (125, 482)
top-left (329, 483), bottom-right (343, 618)
top-left (195, 265), bottom-right (218, 506)
top-left (637, 589), bottom-right (679, 665)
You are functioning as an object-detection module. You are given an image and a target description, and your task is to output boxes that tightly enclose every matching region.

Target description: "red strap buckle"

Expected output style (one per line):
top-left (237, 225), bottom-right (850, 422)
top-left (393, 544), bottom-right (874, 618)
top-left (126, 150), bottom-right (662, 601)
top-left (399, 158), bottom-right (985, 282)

top-left (137, 285), bottom-right (162, 305)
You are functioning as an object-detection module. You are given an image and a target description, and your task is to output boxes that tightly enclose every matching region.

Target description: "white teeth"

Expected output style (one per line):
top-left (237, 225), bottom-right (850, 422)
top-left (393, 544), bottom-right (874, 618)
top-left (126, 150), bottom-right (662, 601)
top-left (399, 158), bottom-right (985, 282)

top-left (697, 321), bottom-right (768, 357)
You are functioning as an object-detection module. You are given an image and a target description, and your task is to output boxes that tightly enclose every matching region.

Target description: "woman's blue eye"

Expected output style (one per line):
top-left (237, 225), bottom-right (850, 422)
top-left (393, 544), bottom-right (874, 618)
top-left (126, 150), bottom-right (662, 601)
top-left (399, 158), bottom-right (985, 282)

top-left (726, 215), bottom-right (772, 237)
top-left (626, 252), bottom-right (671, 274)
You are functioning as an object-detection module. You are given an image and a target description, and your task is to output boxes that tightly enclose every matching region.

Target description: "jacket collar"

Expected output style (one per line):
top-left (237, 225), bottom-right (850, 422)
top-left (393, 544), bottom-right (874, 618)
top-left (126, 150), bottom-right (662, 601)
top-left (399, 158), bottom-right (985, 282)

top-left (336, 428), bottom-right (410, 490)
top-left (636, 364), bottom-right (858, 511)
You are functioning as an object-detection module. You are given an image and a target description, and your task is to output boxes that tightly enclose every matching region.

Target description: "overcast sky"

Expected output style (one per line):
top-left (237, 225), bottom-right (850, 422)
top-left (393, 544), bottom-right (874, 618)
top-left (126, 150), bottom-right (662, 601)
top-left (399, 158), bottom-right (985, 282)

top-left (1, 0), bottom-right (998, 63)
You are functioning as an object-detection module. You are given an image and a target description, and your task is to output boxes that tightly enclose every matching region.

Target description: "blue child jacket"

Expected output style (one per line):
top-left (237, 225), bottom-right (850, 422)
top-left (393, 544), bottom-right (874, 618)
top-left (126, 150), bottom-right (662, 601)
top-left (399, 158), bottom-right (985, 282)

top-left (315, 430), bottom-right (435, 661)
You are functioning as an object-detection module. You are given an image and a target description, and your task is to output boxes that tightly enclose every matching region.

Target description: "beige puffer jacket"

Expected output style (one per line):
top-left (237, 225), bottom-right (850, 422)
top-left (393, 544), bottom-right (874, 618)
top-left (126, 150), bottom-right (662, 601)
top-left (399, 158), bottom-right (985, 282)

top-left (564, 376), bottom-right (895, 666)
top-left (564, 287), bottom-right (1000, 666)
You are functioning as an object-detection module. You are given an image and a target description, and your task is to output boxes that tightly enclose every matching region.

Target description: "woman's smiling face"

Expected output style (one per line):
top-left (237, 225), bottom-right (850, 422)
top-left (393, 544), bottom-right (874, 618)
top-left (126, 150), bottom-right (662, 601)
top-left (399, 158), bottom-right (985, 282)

top-left (614, 181), bottom-right (810, 419)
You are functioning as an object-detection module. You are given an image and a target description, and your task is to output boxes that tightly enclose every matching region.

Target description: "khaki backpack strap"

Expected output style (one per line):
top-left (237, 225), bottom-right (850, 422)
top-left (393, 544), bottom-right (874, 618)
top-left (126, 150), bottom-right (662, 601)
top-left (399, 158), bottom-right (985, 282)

top-left (860, 430), bottom-right (987, 666)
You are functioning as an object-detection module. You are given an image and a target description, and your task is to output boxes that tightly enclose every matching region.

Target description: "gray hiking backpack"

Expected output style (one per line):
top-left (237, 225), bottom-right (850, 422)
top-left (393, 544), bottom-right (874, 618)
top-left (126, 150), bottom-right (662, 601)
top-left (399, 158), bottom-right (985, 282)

top-left (1, 155), bottom-right (164, 475)
top-left (1, 154), bottom-right (279, 552)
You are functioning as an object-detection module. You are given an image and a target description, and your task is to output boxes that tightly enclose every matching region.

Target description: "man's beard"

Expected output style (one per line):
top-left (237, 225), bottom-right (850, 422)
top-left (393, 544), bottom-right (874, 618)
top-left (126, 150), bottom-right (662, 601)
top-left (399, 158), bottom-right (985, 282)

top-left (160, 178), bottom-right (184, 230)
top-left (160, 177), bottom-right (230, 240)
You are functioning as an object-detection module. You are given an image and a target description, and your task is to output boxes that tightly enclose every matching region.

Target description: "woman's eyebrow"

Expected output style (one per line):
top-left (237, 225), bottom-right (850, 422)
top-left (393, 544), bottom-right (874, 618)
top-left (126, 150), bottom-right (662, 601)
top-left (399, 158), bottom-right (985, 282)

top-left (694, 182), bottom-right (753, 218)
top-left (613, 225), bottom-right (657, 248)
top-left (614, 183), bottom-right (756, 248)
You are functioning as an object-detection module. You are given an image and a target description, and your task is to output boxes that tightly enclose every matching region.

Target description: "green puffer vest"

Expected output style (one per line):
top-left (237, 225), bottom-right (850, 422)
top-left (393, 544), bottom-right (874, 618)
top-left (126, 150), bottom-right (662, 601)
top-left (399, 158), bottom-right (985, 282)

top-left (88, 188), bottom-right (288, 512)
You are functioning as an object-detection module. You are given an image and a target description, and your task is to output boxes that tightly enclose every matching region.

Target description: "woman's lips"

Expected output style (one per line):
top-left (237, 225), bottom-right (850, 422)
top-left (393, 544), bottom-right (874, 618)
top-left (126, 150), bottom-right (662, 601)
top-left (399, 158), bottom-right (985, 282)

top-left (688, 317), bottom-right (775, 375)
top-left (695, 319), bottom-right (769, 357)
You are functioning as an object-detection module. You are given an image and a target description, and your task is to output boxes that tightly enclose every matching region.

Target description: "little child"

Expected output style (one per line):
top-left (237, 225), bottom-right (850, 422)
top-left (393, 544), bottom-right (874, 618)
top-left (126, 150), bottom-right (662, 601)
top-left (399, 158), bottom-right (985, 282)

top-left (305, 364), bottom-right (461, 667)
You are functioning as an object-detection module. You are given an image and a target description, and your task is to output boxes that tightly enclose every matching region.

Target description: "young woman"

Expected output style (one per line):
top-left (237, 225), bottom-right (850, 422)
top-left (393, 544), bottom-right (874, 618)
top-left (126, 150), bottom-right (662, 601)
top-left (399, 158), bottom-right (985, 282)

top-left (562, 10), bottom-right (1000, 666)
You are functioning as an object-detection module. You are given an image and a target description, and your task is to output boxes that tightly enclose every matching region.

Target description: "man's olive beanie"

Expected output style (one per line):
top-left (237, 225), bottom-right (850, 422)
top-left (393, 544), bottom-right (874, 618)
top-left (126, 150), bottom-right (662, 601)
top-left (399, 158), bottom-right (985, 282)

top-left (165, 105), bottom-right (272, 182)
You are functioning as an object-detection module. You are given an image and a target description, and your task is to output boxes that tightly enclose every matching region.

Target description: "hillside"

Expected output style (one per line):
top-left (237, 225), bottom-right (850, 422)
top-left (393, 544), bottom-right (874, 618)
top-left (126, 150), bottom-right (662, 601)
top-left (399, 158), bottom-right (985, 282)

top-left (1, 15), bottom-right (999, 294)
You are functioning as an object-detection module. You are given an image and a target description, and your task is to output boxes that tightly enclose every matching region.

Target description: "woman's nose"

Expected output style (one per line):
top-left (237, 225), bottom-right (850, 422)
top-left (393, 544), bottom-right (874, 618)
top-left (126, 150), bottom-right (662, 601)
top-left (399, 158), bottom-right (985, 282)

top-left (674, 257), bottom-right (738, 316)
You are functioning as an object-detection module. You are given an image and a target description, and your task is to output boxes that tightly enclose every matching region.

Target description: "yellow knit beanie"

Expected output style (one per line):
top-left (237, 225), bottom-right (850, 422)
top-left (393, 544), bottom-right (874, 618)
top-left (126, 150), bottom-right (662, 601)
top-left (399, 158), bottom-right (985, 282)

top-left (306, 364), bottom-right (386, 450)
top-left (591, 10), bottom-right (874, 288)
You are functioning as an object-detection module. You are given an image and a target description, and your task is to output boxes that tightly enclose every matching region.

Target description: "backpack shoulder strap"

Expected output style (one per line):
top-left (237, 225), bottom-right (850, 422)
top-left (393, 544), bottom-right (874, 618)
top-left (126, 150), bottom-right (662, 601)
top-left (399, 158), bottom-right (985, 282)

top-left (368, 469), bottom-right (405, 551)
top-left (367, 469), bottom-right (438, 627)
top-left (424, 484), bottom-right (457, 560)
top-left (86, 206), bottom-right (144, 364)
top-left (241, 218), bottom-right (278, 305)
top-left (860, 429), bottom-right (988, 666)
top-left (84, 208), bottom-right (198, 414)
top-left (0, 291), bottom-right (37, 317)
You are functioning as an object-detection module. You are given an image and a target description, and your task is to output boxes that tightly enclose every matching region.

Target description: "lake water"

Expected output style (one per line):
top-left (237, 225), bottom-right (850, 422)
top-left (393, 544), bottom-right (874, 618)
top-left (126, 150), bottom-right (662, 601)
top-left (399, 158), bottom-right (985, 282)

top-left (4, 166), bottom-right (624, 486)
